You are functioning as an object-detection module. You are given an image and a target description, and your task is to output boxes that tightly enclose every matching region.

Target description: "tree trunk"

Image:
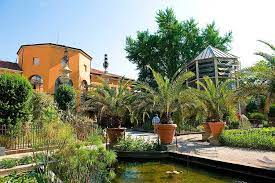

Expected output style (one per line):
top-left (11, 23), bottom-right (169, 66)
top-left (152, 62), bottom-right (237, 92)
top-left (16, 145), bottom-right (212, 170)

top-left (160, 113), bottom-right (172, 124)
top-left (264, 92), bottom-right (271, 114)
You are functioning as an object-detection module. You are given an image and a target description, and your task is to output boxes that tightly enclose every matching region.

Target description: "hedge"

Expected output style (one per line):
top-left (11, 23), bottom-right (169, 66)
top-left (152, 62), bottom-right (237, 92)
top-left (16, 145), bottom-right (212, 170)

top-left (219, 128), bottom-right (275, 151)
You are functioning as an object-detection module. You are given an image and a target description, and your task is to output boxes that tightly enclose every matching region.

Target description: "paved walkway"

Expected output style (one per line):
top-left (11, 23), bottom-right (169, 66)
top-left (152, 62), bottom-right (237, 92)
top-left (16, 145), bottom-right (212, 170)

top-left (126, 131), bottom-right (275, 170)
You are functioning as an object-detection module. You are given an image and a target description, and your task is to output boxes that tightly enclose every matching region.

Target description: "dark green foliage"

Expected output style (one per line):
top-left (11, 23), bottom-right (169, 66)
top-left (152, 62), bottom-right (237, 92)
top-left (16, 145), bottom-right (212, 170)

top-left (246, 99), bottom-right (259, 113)
top-left (246, 96), bottom-right (265, 113)
top-left (54, 84), bottom-right (76, 111)
top-left (269, 104), bottom-right (275, 117)
top-left (125, 8), bottom-right (232, 85)
top-left (0, 73), bottom-right (33, 126)
top-left (219, 128), bottom-right (275, 150)
top-left (113, 136), bottom-right (160, 152)
top-left (228, 121), bottom-right (240, 129)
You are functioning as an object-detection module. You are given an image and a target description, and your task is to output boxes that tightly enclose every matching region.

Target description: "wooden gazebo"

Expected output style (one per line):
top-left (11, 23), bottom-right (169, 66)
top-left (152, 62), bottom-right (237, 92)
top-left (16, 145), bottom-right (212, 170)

top-left (186, 45), bottom-right (240, 88)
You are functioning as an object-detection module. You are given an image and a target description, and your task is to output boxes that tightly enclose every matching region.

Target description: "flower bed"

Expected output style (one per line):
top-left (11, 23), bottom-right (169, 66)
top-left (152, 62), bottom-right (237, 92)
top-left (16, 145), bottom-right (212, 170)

top-left (219, 128), bottom-right (275, 150)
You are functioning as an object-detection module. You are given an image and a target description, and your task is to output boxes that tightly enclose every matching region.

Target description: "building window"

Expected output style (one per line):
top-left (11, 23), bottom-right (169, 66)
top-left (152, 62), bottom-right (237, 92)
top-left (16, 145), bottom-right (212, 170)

top-left (33, 57), bottom-right (40, 65)
top-left (84, 64), bottom-right (87, 72)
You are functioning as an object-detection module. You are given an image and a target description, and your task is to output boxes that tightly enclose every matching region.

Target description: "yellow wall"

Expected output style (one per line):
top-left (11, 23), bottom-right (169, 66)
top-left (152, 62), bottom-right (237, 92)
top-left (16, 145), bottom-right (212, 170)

top-left (78, 53), bottom-right (91, 87)
top-left (18, 45), bottom-right (91, 94)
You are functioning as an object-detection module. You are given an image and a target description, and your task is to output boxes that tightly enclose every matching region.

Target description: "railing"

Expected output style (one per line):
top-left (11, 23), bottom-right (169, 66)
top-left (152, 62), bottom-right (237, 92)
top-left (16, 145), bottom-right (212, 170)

top-left (0, 124), bottom-right (43, 150)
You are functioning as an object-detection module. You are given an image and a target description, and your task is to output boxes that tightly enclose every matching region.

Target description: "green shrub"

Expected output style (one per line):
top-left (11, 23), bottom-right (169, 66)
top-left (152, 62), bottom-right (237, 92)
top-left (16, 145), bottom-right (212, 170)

top-left (269, 104), bottom-right (275, 117)
top-left (0, 73), bottom-right (33, 126)
top-left (246, 96), bottom-right (266, 113)
top-left (51, 142), bottom-right (116, 182)
top-left (219, 128), bottom-right (275, 150)
top-left (17, 156), bottom-right (33, 165)
top-left (31, 92), bottom-right (59, 124)
top-left (0, 171), bottom-right (44, 182)
top-left (228, 121), bottom-right (239, 129)
top-left (113, 136), bottom-right (160, 152)
top-left (54, 84), bottom-right (76, 111)
top-left (0, 155), bottom-right (40, 169)
top-left (246, 99), bottom-right (258, 113)
top-left (248, 112), bottom-right (268, 122)
top-left (0, 159), bottom-right (17, 169)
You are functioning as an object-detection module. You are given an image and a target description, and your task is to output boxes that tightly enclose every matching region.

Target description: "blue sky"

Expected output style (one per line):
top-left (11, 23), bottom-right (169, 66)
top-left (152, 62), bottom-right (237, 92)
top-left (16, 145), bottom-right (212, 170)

top-left (0, 0), bottom-right (274, 79)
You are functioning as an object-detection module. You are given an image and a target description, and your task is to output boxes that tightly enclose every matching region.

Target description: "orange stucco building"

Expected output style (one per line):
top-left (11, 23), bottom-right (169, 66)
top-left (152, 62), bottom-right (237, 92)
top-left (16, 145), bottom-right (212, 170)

top-left (0, 43), bottom-right (133, 94)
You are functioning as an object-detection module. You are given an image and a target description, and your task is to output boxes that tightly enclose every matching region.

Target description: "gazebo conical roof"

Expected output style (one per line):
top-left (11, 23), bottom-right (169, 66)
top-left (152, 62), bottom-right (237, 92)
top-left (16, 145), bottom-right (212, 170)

top-left (193, 45), bottom-right (238, 61)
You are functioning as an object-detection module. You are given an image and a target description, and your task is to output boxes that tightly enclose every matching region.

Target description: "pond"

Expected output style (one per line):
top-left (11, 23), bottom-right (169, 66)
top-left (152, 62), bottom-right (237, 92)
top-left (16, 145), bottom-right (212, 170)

top-left (113, 161), bottom-right (246, 183)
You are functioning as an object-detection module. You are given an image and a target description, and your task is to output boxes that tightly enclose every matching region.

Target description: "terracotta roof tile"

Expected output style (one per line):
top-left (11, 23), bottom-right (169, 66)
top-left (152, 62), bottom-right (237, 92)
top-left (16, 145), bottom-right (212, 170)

top-left (0, 60), bottom-right (22, 71)
top-left (90, 68), bottom-right (133, 80)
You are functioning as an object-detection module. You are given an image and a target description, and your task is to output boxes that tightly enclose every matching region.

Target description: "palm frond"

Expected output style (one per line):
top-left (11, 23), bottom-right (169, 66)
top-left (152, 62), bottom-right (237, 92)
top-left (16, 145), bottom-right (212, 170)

top-left (257, 40), bottom-right (275, 51)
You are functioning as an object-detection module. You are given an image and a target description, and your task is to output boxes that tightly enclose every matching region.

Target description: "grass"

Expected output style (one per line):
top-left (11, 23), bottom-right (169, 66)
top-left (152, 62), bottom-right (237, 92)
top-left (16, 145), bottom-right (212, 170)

top-left (219, 127), bottom-right (275, 150)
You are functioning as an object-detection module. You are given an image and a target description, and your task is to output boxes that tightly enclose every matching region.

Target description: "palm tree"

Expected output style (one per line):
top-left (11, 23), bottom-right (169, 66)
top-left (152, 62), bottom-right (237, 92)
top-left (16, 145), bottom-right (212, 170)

top-left (83, 78), bottom-right (132, 128)
top-left (134, 66), bottom-right (195, 124)
top-left (240, 40), bottom-right (275, 114)
top-left (255, 40), bottom-right (275, 67)
top-left (195, 76), bottom-right (239, 122)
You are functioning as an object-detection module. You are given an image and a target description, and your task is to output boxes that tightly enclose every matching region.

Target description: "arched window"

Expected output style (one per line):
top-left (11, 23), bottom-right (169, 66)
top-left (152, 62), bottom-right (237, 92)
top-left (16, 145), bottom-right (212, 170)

top-left (54, 76), bottom-right (73, 92)
top-left (81, 80), bottom-right (88, 92)
top-left (29, 75), bottom-right (43, 92)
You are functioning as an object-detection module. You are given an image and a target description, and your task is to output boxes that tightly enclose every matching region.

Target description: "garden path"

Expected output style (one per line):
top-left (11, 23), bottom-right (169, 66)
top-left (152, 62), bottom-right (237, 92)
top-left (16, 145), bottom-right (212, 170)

top-left (126, 130), bottom-right (275, 170)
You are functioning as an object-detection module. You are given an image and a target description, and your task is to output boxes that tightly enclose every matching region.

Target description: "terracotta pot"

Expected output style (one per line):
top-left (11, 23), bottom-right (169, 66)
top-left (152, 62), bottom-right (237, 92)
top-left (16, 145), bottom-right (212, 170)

top-left (107, 128), bottom-right (126, 145)
top-left (155, 124), bottom-right (177, 144)
top-left (208, 122), bottom-right (225, 138)
top-left (202, 123), bottom-right (211, 141)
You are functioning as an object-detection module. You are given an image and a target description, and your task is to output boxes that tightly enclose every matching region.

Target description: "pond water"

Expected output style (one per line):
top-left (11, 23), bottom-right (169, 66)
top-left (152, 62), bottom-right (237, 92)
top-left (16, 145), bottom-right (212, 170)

top-left (113, 161), bottom-right (246, 183)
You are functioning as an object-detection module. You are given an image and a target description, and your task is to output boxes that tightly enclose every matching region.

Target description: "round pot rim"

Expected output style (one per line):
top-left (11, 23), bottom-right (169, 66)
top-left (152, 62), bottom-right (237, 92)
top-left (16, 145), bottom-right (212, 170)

top-left (206, 121), bottom-right (225, 124)
top-left (155, 124), bottom-right (177, 126)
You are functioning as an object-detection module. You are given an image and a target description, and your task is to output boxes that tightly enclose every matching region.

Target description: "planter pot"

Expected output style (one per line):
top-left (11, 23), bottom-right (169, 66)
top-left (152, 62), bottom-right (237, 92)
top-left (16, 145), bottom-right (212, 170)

top-left (107, 128), bottom-right (126, 145)
top-left (155, 124), bottom-right (177, 144)
top-left (208, 122), bottom-right (225, 138)
top-left (202, 123), bottom-right (211, 141)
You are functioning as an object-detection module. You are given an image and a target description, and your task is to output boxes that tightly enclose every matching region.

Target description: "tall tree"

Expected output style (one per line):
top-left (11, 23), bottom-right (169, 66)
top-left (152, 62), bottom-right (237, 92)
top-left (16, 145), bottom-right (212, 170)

top-left (126, 8), bottom-right (232, 86)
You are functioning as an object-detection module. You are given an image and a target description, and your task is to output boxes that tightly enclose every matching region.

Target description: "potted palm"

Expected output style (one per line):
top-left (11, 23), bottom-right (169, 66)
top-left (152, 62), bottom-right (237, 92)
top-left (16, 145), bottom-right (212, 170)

top-left (83, 78), bottom-right (132, 145)
top-left (135, 66), bottom-right (194, 144)
top-left (196, 76), bottom-right (238, 140)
